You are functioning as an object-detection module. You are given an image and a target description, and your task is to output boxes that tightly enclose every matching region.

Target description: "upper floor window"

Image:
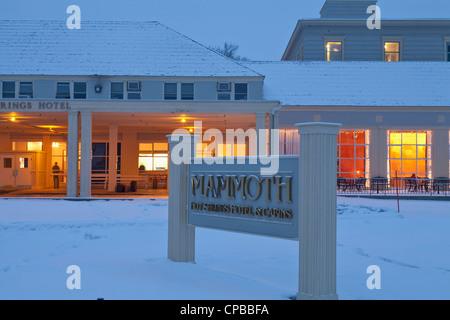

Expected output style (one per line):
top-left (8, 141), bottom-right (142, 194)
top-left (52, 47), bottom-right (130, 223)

top-left (2, 81), bottom-right (15, 98)
top-left (217, 82), bottom-right (231, 100)
top-left (56, 82), bottom-right (70, 99)
top-left (384, 42), bottom-right (400, 62)
top-left (326, 42), bottom-right (343, 61)
top-left (234, 83), bottom-right (248, 100)
top-left (111, 82), bottom-right (124, 100)
top-left (181, 83), bottom-right (194, 100)
top-left (164, 83), bottom-right (177, 100)
top-left (127, 81), bottom-right (141, 100)
top-left (19, 81), bottom-right (33, 99)
top-left (74, 82), bottom-right (87, 99)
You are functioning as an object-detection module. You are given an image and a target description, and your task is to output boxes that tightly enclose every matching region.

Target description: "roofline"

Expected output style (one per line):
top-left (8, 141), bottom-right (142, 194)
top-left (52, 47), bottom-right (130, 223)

top-left (319, 0), bottom-right (377, 16)
top-left (155, 22), bottom-right (264, 78)
top-left (282, 18), bottom-right (450, 60)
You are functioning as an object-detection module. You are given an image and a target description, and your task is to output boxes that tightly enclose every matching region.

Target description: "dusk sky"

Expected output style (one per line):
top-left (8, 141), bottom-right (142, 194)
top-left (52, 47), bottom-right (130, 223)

top-left (1, 0), bottom-right (449, 60)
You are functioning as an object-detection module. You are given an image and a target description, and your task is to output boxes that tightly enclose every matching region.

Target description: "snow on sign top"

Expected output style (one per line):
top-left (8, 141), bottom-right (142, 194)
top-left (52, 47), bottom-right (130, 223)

top-left (247, 61), bottom-right (450, 107)
top-left (0, 20), bottom-right (261, 78)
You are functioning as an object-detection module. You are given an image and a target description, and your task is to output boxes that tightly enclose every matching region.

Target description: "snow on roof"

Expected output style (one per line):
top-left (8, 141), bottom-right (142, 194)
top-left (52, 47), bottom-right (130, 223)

top-left (0, 20), bottom-right (262, 77)
top-left (246, 61), bottom-right (450, 107)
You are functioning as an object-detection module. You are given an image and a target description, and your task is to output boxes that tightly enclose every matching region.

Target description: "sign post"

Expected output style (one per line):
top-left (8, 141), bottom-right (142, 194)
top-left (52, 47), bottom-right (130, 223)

top-left (167, 134), bottom-right (197, 263)
top-left (296, 122), bottom-right (341, 300)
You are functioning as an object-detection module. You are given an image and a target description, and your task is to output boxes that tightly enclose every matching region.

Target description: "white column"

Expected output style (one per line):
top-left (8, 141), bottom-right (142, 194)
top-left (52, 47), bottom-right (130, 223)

top-left (370, 128), bottom-right (388, 178)
top-left (432, 129), bottom-right (449, 178)
top-left (108, 125), bottom-right (118, 192)
top-left (269, 111), bottom-right (280, 155)
top-left (67, 111), bottom-right (79, 197)
top-left (80, 111), bottom-right (92, 198)
top-left (256, 112), bottom-right (267, 156)
top-left (42, 135), bottom-right (52, 188)
top-left (167, 134), bottom-right (197, 263)
top-left (296, 122), bottom-right (341, 300)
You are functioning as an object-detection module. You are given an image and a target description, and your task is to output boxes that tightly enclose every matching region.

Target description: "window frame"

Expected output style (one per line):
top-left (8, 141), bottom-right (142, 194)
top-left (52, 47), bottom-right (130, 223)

top-left (234, 83), bottom-right (248, 101)
top-left (382, 36), bottom-right (403, 62)
top-left (56, 81), bottom-right (71, 99)
top-left (110, 81), bottom-right (124, 100)
top-left (324, 36), bottom-right (345, 62)
top-left (444, 37), bottom-right (450, 62)
top-left (73, 81), bottom-right (87, 100)
top-left (127, 81), bottom-right (142, 100)
top-left (181, 83), bottom-right (194, 101)
top-left (1, 80), bottom-right (16, 99)
top-left (19, 81), bottom-right (33, 99)
top-left (164, 82), bottom-right (178, 100)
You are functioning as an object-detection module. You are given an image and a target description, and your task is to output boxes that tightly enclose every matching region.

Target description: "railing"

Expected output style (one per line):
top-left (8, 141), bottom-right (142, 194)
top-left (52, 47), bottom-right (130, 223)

top-left (337, 177), bottom-right (450, 196)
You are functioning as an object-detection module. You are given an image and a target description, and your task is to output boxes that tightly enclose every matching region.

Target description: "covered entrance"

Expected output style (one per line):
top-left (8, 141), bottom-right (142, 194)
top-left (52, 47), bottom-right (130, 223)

top-left (0, 100), bottom-right (279, 197)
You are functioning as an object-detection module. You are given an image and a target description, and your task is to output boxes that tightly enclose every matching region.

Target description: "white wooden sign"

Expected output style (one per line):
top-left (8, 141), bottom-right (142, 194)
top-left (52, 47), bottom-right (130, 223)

top-left (188, 156), bottom-right (299, 239)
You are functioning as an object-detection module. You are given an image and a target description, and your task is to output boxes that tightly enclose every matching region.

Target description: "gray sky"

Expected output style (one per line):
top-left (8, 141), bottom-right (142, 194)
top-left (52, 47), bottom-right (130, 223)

top-left (1, 0), bottom-right (449, 60)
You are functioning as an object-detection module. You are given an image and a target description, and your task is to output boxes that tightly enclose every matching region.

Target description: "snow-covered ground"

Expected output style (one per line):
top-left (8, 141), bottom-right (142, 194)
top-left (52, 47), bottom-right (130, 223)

top-left (0, 197), bottom-right (449, 300)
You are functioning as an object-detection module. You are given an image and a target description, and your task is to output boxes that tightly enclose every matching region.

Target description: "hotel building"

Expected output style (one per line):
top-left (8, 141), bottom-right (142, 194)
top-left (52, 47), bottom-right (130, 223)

top-left (0, 0), bottom-right (449, 197)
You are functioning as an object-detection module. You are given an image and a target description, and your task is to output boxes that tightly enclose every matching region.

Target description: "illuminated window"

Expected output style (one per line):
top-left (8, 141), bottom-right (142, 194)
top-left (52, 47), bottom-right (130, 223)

top-left (384, 42), bottom-right (400, 62)
top-left (388, 131), bottom-right (432, 179)
top-left (19, 157), bottom-right (28, 169)
top-left (337, 130), bottom-right (370, 179)
top-left (326, 42), bottom-right (342, 61)
top-left (138, 143), bottom-right (168, 171)
top-left (279, 129), bottom-right (300, 155)
top-left (27, 141), bottom-right (42, 151)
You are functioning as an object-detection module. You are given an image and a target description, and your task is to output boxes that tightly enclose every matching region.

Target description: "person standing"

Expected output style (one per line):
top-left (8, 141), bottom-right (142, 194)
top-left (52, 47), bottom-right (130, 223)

top-left (52, 162), bottom-right (60, 189)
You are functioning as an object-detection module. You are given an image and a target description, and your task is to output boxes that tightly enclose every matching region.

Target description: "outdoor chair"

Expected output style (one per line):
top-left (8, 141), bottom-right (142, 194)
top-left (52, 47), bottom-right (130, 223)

top-left (354, 178), bottom-right (367, 192)
top-left (405, 178), bottom-right (417, 192)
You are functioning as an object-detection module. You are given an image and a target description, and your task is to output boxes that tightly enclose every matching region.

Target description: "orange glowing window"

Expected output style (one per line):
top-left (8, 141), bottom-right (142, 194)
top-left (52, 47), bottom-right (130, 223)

top-left (388, 131), bottom-right (431, 179)
top-left (337, 130), bottom-right (370, 179)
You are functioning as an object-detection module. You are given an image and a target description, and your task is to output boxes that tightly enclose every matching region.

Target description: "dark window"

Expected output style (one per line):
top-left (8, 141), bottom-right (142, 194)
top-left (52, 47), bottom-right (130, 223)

top-left (164, 83), bottom-right (177, 100)
top-left (56, 82), bottom-right (71, 99)
top-left (217, 82), bottom-right (231, 100)
top-left (2, 81), bottom-right (15, 98)
top-left (91, 143), bottom-right (122, 176)
top-left (74, 82), bottom-right (87, 99)
top-left (447, 43), bottom-right (450, 62)
top-left (234, 83), bottom-right (248, 100)
top-left (111, 82), bottom-right (124, 100)
top-left (3, 158), bottom-right (12, 168)
top-left (181, 83), bottom-right (194, 100)
top-left (19, 82), bottom-right (33, 98)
